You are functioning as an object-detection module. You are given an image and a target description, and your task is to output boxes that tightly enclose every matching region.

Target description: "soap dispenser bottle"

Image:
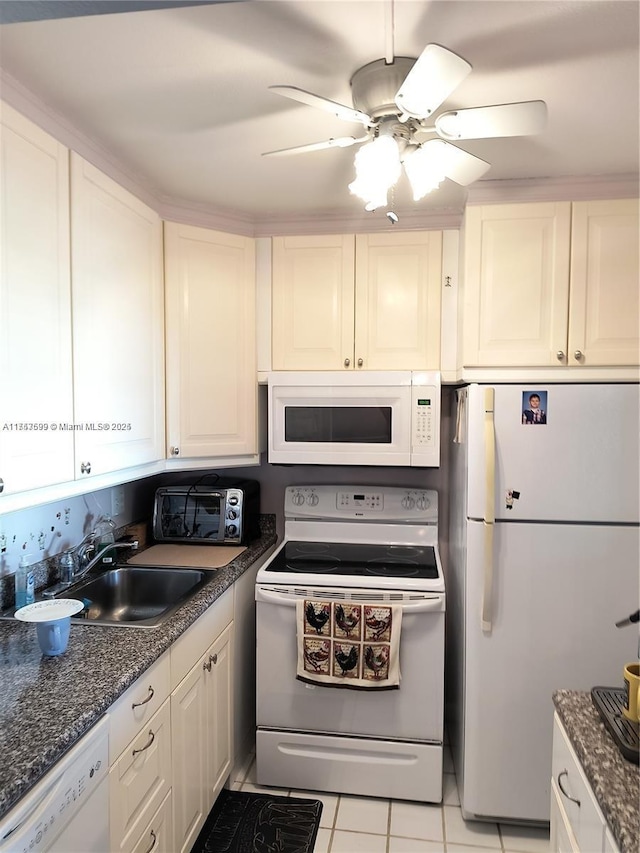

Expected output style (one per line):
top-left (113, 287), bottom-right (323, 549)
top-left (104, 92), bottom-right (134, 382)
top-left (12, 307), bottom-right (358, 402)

top-left (94, 515), bottom-right (117, 567)
top-left (15, 555), bottom-right (35, 609)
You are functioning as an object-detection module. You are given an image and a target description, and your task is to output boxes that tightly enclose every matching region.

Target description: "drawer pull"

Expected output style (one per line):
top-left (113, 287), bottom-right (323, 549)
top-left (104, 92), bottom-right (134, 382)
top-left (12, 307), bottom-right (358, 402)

top-left (132, 686), bottom-right (155, 710)
top-left (132, 730), bottom-right (155, 757)
top-left (144, 830), bottom-right (157, 853)
top-left (557, 769), bottom-right (581, 807)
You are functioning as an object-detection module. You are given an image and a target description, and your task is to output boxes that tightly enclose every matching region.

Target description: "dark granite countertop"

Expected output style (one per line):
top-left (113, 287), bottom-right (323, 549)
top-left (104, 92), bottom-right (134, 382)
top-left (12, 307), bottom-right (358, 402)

top-left (553, 689), bottom-right (639, 853)
top-left (0, 516), bottom-right (277, 821)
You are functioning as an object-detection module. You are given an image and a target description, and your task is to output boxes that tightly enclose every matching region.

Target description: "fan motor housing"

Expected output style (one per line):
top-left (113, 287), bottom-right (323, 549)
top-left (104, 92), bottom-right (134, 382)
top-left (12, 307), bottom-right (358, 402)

top-left (350, 57), bottom-right (416, 119)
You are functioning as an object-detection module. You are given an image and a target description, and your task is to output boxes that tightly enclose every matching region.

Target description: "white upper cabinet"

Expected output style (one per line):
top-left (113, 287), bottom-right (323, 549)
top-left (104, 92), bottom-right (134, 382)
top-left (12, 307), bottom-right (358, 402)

top-left (568, 199), bottom-right (639, 366)
top-left (164, 222), bottom-right (257, 461)
top-left (271, 231), bottom-right (442, 371)
top-left (462, 200), bottom-right (639, 369)
top-left (70, 154), bottom-right (165, 479)
top-left (0, 104), bottom-right (74, 495)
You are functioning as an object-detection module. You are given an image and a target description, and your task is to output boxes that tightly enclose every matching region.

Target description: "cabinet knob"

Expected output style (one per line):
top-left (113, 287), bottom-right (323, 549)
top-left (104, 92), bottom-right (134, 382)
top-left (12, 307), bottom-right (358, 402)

top-left (80, 461), bottom-right (92, 475)
top-left (573, 350), bottom-right (584, 361)
top-left (556, 351), bottom-right (565, 362)
top-left (0, 478), bottom-right (3, 494)
top-left (357, 358), bottom-right (364, 368)
top-left (170, 446), bottom-right (180, 456)
top-left (203, 659), bottom-right (212, 672)
top-left (209, 653), bottom-right (218, 666)
top-left (344, 358), bottom-right (350, 368)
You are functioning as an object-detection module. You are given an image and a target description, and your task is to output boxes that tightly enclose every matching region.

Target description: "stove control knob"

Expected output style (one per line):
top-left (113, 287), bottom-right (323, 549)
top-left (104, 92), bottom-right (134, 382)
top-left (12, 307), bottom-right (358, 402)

top-left (401, 495), bottom-right (415, 510)
top-left (227, 509), bottom-right (238, 520)
top-left (416, 495), bottom-right (430, 511)
top-left (292, 491), bottom-right (305, 506)
top-left (307, 493), bottom-right (319, 506)
top-left (226, 524), bottom-right (237, 536)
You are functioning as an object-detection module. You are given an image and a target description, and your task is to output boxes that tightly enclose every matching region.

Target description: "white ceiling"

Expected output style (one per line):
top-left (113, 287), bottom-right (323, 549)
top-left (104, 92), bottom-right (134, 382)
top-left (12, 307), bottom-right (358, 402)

top-left (0, 0), bottom-right (638, 229)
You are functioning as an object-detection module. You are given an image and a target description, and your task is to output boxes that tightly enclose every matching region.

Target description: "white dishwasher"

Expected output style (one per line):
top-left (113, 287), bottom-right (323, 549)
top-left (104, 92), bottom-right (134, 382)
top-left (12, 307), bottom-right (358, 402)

top-left (0, 717), bottom-right (109, 853)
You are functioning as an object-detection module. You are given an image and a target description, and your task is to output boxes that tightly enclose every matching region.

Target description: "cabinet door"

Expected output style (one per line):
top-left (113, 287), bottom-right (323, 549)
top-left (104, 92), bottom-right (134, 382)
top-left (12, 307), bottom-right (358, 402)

top-left (70, 154), bottom-right (165, 478)
top-left (171, 658), bottom-right (208, 853)
top-left (0, 103), bottom-right (74, 494)
top-left (164, 222), bottom-right (257, 458)
top-left (272, 235), bottom-right (355, 370)
top-left (569, 199), bottom-right (639, 366)
top-left (463, 203), bottom-right (572, 366)
top-left (205, 623), bottom-right (233, 806)
top-left (355, 232), bottom-right (442, 370)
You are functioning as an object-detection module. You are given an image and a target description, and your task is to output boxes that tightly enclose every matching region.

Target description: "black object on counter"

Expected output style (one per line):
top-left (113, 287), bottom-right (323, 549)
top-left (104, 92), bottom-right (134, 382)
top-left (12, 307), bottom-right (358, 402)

top-left (591, 687), bottom-right (639, 764)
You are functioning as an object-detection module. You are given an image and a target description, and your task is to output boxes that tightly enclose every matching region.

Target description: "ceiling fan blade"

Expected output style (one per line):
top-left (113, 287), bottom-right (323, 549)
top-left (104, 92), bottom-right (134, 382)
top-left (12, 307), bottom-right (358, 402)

top-left (435, 101), bottom-right (548, 140)
top-left (394, 44), bottom-right (471, 119)
top-left (262, 136), bottom-right (369, 157)
top-left (418, 139), bottom-right (491, 186)
top-left (269, 86), bottom-right (373, 126)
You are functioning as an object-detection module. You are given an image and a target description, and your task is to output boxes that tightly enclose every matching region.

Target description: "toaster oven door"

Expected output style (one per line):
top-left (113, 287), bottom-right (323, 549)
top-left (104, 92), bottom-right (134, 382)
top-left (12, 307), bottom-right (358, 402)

top-left (153, 489), bottom-right (226, 543)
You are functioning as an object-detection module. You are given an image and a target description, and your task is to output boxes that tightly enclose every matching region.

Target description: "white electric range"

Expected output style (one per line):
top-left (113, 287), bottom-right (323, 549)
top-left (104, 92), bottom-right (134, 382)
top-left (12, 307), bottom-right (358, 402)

top-left (255, 484), bottom-right (445, 803)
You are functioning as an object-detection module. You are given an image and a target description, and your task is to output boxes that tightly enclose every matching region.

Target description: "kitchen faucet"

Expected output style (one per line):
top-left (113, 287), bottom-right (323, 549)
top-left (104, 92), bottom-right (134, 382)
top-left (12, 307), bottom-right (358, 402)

top-left (42, 530), bottom-right (139, 599)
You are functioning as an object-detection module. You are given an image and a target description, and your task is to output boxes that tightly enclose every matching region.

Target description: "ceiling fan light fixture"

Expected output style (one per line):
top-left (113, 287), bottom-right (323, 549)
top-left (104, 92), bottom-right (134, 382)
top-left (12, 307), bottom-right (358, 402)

top-left (402, 145), bottom-right (446, 201)
top-left (348, 136), bottom-right (401, 210)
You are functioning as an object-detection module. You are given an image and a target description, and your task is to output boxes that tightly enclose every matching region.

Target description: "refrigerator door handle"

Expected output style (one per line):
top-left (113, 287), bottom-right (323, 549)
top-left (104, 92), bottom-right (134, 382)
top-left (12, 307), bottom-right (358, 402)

top-left (482, 387), bottom-right (495, 633)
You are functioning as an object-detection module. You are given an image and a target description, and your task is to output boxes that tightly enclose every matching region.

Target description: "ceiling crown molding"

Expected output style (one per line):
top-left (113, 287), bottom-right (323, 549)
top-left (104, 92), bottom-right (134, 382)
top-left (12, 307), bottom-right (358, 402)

top-left (466, 174), bottom-right (639, 205)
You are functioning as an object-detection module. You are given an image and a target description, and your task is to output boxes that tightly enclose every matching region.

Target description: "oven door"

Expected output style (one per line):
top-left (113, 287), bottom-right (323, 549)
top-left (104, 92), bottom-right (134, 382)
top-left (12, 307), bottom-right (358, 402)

top-left (267, 371), bottom-right (413, 466)
top-left (153, 488), bottom-right (226, 543)
top-left (256, 584), bottom-right (445, 741)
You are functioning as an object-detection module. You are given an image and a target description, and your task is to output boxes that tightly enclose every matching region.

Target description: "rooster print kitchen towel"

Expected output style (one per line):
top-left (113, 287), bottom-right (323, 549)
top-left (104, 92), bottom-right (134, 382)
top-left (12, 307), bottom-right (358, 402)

top-left (296, 599), bottom-right (402, 689)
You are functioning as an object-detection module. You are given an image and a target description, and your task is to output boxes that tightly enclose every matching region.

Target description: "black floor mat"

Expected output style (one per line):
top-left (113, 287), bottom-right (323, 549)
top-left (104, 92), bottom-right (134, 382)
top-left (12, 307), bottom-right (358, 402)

top-left (190, 789), bottom-right (323, 853)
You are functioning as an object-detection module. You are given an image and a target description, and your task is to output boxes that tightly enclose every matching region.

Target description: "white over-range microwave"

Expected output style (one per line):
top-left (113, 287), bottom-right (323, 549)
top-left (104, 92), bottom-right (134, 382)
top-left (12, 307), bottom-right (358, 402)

top-left (267, 371), bottom-right (440, 467)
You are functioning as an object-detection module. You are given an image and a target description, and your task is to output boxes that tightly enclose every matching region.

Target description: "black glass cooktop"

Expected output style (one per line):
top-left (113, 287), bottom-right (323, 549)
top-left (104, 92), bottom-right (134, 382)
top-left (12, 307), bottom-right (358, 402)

top-left (265, 541), bottom-right (438, 578)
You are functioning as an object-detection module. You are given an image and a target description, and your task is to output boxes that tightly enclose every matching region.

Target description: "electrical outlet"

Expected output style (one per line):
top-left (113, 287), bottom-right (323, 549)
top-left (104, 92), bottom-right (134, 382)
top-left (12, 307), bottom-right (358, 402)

top-left (111, 486), bottom-right (125, 518)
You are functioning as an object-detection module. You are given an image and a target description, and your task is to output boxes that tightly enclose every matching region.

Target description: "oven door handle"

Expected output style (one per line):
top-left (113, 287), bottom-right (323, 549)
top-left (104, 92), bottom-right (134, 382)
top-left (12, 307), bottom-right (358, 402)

top-left (256, 586), bottom-right (444, 612)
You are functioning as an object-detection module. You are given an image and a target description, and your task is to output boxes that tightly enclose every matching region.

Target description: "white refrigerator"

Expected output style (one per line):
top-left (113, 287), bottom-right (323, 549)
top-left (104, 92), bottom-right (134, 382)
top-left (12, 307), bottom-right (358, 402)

top-left (448, 383), bottom-right (640, 823)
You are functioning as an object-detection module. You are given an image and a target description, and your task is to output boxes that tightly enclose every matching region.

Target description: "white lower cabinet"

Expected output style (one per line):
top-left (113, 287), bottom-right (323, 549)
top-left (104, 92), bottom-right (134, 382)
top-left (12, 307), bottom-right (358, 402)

top-left (109, 700), bottom-right (172, 853)
top-left (550, 713), bottom-right (619, 853)
top-left (130, 790), bottom-right (173, 853)
top-left (170, 589), bottom-right (234, 853)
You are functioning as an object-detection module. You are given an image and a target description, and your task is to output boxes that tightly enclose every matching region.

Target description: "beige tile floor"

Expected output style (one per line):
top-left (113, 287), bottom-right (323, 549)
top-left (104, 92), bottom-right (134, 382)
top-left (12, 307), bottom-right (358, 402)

top-left (228, 744), bottom-right (550, 853)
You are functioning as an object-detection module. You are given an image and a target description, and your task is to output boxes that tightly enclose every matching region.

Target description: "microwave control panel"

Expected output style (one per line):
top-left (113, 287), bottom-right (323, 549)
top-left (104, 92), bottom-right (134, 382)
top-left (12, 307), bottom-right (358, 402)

top-left (411, 382), bottom-right (439, 463)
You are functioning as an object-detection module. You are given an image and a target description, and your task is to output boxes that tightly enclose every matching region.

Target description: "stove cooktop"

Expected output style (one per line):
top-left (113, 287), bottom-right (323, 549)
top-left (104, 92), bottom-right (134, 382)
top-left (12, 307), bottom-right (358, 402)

top-left (263, 540), bottom-right (439, 579)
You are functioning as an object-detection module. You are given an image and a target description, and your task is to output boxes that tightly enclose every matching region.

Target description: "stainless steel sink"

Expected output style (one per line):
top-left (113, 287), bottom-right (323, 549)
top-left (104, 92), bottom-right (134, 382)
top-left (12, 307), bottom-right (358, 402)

top-left (55, 566), bottom-right (216, 628)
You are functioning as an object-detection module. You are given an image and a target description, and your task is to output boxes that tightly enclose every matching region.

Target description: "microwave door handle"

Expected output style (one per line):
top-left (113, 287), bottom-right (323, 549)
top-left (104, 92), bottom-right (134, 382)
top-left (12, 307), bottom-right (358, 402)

top-left (482, 387), bottom-right (496, 634)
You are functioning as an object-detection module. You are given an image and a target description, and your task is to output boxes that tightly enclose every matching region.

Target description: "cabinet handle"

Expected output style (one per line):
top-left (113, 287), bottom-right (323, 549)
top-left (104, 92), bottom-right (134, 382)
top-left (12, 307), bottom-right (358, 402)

top-left (203, 659), bottom-right (212, 672)
top-left (132, 730), bottom-right (155, 757)
top-left (344, 358), bottom-right (350, 368)
top-left (557, 769), bottom-right (580, 807)
top-left (131, 686), bottom-right (155, 710)
top-left (80, 461), bottom-right (92, 475)
top-left (0, 478), bottom-right (3, 494)
top-left (170, 446), bottom-right (180, 456)
top-left (143, 830), bottom-right (157, 853)
top-left (556, 351), bottom-right (565, 361)
top-left (209, 653), bottom-right (218, 666)
top-left (357, 358), bottom-right (364, 367)
top-left (573, 350), bottom-right (584, 361)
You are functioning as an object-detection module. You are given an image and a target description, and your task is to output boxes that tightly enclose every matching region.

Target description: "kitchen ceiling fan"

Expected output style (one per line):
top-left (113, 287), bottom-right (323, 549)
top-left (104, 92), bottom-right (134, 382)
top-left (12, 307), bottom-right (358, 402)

top-left (263, 5), bottom-right (547, 212)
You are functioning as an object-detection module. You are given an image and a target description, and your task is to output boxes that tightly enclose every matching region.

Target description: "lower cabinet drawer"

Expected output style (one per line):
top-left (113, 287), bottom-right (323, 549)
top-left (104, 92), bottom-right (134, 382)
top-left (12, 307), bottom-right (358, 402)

top-left (110, 699), bottom-right (172, 853)
top-left (129, 790), bottom-right (173, 853)
top-left (551, 714), bottom-right (605, 853)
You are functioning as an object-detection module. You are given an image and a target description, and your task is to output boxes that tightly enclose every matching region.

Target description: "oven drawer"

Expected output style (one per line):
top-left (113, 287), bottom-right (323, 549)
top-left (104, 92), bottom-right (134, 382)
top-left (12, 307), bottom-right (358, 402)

top-left (256, 729), bottom-right (443, 803)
